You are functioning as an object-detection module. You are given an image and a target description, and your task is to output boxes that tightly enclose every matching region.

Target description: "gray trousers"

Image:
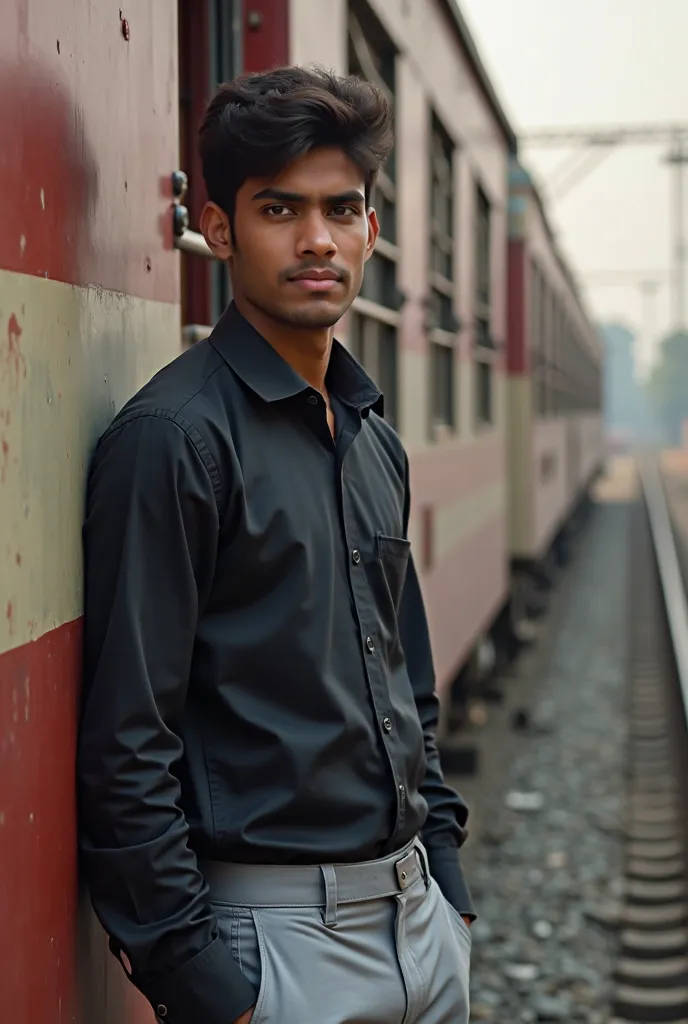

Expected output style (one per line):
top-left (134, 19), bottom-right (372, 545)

top-left (203, 839), bottom-right (471, 1023)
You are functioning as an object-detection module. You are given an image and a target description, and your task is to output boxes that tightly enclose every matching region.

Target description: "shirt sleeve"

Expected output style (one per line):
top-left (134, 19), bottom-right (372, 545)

top-left (78, 412), bottom-right (257, 1024)
top-left (397, 451), bottom-right (476, 919)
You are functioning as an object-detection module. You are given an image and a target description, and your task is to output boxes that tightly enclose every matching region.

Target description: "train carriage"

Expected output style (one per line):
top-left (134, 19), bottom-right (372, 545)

top-left (506, 159), bottom-right (603, 598)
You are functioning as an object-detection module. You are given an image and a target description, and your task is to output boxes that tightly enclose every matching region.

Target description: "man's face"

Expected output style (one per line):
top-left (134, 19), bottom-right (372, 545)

top-left (201, 147), bottom-right (379, 330)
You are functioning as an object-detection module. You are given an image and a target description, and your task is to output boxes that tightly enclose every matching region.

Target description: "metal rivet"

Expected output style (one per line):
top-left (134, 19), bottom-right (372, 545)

top-left (171, 170), bottom-right (189, 199)
top-left (400, 870), bottom-right (407, 881)
top-left (173, 205), bottom-right (190, 237)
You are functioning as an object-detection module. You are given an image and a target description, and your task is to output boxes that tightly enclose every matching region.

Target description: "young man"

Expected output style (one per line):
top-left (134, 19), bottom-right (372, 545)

top-left (78, 67), bottom-right (473, 1024)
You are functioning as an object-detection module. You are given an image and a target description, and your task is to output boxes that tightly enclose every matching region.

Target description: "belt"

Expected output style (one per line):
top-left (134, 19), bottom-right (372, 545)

top-left (200, 837), bottom-right (430, 910)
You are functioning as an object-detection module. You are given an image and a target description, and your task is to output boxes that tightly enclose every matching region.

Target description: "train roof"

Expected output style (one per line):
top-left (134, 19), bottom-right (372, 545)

top-left (439, 0), bottom-right (518, 153)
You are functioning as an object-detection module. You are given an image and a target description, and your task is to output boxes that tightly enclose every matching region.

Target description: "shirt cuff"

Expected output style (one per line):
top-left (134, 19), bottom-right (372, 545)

top-left (139, 935), bottom-right (257, 1024)
top-left (426, 844), bottom-right (476, 920)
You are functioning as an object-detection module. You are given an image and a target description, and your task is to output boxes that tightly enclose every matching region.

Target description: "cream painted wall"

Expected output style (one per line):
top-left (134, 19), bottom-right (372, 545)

top-left (289, 0), bottom-right (348, 70)
top-left (0, 272), bottom-right (180, 653)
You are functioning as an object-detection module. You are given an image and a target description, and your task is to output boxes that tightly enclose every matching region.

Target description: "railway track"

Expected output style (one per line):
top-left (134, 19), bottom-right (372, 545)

top-left (612, 460), bottom-right (688, 1024)
top-left (453, 456), bottom-right (688, 1023)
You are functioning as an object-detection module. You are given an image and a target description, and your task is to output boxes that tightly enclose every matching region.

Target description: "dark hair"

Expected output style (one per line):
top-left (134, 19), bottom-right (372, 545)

top-left (199, 65), bottom-right (393, 219)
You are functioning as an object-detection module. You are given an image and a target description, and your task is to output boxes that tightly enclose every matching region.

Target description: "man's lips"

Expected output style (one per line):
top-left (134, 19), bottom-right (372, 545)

top-left (288, 269), bottom-right (343, 292)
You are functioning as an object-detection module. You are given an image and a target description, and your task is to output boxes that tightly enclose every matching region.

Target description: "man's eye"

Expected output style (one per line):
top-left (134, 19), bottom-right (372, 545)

top-left (264, 205), bottom-right (292, 217)
top-left (331, 206), bottom-right (359, 217)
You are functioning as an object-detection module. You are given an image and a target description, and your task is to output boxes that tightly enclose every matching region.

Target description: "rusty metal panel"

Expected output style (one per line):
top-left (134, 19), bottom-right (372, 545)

top-left (0, 1), bottom-right (179, 1021)
top-left (0, 2), bottom-right (179, 302)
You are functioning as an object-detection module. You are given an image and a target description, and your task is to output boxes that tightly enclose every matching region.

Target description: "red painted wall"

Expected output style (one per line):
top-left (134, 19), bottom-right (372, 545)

top-left (244, 0), bottom-right (290, 72)
top-left (0, 7), bottom-right (177, 303)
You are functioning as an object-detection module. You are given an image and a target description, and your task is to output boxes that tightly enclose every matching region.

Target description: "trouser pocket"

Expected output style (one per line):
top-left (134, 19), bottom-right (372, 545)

top-left (214, 906), bottom-right (270, 1024)
top-left (398, 878), bottom-right (471, 1024)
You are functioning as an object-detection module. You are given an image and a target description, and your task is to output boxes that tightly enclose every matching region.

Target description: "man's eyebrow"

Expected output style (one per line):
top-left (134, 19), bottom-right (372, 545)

top-left (327, 190), bottom-right (366, 204)
top-left (251, 188), bottom-right (366, 204)
top-left (251, 188), bottom-right (305, 202)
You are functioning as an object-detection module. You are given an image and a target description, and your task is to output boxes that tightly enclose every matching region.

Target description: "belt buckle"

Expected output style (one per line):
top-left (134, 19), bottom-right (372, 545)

top-left (395, 849), bottom-right (419, 891)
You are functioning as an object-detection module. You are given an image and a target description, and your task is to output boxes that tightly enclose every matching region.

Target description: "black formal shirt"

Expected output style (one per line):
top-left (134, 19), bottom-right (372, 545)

top-left (78, 303), bottom-right (473, 1024)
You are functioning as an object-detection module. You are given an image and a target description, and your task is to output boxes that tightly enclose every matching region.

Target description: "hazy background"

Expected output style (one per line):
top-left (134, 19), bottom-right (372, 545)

top-left (460, 0), bottom-right (688, 378)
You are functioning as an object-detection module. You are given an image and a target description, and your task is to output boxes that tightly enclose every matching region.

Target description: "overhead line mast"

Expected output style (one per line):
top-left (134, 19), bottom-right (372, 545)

top-left (521, 123), bottom-right (688, 330)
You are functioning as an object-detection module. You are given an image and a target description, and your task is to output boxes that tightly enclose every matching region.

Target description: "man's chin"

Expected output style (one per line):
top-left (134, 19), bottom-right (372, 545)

top-left (280, 300), bottom-right (349, 330)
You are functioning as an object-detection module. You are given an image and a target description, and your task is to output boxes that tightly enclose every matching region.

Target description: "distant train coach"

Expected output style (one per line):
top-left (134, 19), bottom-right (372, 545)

top-left (505, 160), bottom-right (603, 620)
top-left (0, 1), bottom-right (602, 1020)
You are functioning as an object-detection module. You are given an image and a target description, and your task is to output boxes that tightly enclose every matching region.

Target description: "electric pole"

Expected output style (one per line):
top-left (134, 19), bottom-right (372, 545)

top-left (521, 122), bottom-right (688, 331)
top-left (664, 140), bottom-right (688, 330)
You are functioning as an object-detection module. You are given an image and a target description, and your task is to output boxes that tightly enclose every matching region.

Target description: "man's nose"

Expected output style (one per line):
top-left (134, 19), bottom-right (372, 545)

top-left (298, 213), bottom-right (337, 259)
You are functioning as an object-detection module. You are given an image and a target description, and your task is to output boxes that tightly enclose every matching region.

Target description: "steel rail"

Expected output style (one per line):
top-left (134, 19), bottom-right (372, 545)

top-left (640, 456), bottom-right (688, 709)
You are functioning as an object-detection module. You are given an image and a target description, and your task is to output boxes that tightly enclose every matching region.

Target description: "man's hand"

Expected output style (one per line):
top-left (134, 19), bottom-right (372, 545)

top-left (461, 916), bottom-right (472, 929)
top-left (232, 1009), bottom-right (254, 1024)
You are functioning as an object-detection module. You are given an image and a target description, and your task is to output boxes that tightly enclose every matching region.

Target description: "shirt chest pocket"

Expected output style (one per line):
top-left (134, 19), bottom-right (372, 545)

top-left (375, 533), bottom-right (411, 610)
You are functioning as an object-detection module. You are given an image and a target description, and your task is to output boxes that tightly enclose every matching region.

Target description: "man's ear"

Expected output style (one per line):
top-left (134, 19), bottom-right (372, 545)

top-left (200, 201), bottom-right (233, 261)
top-left (364, 207), bottom-right (380, 262)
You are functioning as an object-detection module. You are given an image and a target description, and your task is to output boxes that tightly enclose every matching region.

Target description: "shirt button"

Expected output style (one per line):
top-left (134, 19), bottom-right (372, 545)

top-left (156, 1007), bottom-right (168, 1019)
top-left (308, 394), bottom-right (318, 405)
top-left (351, 549), bottom-right (361, 565)
top-left (366, 636), bottom-right (376, 654)
top-left (399, 784), bottom-right (405, 796)
top-left (382, 716), bottom-right (392, 733)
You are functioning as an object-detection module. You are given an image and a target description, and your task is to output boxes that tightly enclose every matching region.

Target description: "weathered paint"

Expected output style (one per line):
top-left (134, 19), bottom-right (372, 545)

top-left (0, 2), bottom-right (179, 1021)
top-left (0, 274), bottom-right (181, 654)
top-left (0, 620), bottom-right (80, 1022)
top-left (0, 4), bottom-right (178, 302)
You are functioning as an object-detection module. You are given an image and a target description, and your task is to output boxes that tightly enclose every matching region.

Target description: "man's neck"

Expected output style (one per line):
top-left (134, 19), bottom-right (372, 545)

top-left (235, 298), bottom-right (334, 394)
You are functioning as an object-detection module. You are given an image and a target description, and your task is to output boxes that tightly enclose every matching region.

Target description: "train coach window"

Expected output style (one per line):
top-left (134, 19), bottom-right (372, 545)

top-left (427, 114), bottom-right (458, 441)
top-left (475, 186), bottom-right (491, 328)
top-left (430, 341), bottom-right (456, 439)
top-left (429, 116), bottom-right (456, 327)
top-left (475, 358), bottom-right (493, 426)
top-left (348, 1), bottom-right (400, 430)
top-left (348, 311), bottom-right (399, 428)
top-left (541, 452), bottom-right (557, 482)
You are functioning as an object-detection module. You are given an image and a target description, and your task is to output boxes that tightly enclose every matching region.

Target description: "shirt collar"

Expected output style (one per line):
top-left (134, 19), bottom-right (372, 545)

top-left (209, 303), bottom-right (384, 417)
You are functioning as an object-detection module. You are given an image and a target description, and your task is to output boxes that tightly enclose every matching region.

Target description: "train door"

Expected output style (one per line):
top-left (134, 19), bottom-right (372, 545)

top-left (178, 0), bottom-right (242, 344)
top-left (175, 0), bottom-right (290, 346)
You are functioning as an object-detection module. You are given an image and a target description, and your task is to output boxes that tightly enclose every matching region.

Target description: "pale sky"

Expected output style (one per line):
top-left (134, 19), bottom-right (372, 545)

top-left (460, 0), bottom-right (688, 372)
